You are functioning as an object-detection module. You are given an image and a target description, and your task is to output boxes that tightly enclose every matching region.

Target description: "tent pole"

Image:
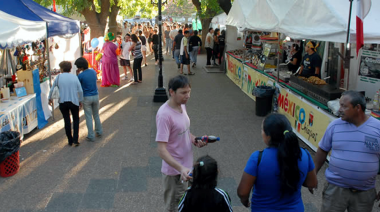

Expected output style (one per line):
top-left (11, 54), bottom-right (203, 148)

top-left (277, 33), bottom-right (280, 83)
top-left (46, 23), bottom-right (54, 121)
top-left (343, 0), bottom-right (353, 89)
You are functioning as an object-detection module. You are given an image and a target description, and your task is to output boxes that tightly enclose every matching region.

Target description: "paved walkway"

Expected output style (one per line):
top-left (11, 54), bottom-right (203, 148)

top-left (0, 53), bottom-right (379, 212)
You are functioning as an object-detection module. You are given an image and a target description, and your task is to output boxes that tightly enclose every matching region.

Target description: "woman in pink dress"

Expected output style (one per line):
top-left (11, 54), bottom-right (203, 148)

top-left (101, 32), bottom-right (120, 87)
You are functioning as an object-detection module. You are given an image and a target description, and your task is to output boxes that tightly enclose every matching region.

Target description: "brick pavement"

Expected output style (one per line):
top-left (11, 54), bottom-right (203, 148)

top-left (0, 52), bottom-right (379, 212)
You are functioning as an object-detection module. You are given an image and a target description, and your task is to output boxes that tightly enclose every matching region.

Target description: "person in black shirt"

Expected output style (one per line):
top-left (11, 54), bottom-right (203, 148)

top-left (298, 41), bottom-right (322, 78)
top-left (287, 44), bottom-right (302, 73)
top-left (189, 30), bottom-right (202, 67)
top-left (213, 28), bottom-right (220, 65)
top-left (218, 30), bottom-right (226, 65)
top-left (138, 30), bottom-right (148, 67)
top-left (178, 155), bottom-right (232, 212)
top-left (152, 29), bottom-right (159, 65)
top-left (173, 30), bottom-right (184, 69)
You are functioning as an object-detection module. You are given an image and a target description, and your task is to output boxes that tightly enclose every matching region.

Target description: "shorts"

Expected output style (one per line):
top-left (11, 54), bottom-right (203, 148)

top-left (162, 174), bottom-right (187, 211)
top-left (141, 45), bottom-right (147, 52)
top-left (120, 59), bottom-right (130, 66)
top-left (181, 55), bottom-right (190, 65)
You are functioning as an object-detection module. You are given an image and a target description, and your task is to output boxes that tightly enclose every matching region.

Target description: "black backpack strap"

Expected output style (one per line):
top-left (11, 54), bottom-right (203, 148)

top-left (257, 150), bottom-right (263, 166)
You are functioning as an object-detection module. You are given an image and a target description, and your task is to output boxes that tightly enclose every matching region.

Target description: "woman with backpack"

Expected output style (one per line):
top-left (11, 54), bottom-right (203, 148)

top-left (237, 113), bottom-right (317, 212)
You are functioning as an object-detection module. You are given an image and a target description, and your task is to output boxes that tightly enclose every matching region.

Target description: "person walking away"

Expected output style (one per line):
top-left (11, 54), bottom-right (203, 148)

top-left (165, 26), bottom-right (171, 55)
top-left (314, 90), bottom-right (380, 212)
top-left (75, 57), bottom-right (103, 141)
top-left (173, 30), bottom-right (184, 69)
top-left (101, 32), bottom-right (120, 87)
top-left (156, 75), bottom-right (207, 212)
top-left (237, 113), bottom-right (317, 211)
top-left (152, 29), bottom-right (160, 65)
top-left (129, 34), bottom-right (143, 85)
top-left (170, 25), bottom-right (178, 59)
top-left (180, 31), bottom-right (194, 75)
top-left (139, 30), bottom-right (148, 67)
top-left (188, 24), bottom-right (193, 36)
top-left (189, 30), bottom-right (202, 68)
top-left (178, 155), bottom-right (233, 212)
top-left (120, 33), bottom-right (134, 81)
top-left (48, 61), bottom-right (83, 146)
top-left (205, 28), bottom-right (214, 66)
top-left (218, 30), bottom-right (226, 65)
top-left (212, 28), bottom-right (220, 66)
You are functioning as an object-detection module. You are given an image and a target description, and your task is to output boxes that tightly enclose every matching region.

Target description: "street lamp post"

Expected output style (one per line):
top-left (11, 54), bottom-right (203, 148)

top-left (152, 0), bottom-right (168, 102)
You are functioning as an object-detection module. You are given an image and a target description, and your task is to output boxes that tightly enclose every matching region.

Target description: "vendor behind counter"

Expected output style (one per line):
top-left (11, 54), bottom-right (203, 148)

top-left (287, 44), bottom-right (302, 73)
top-left (298, 41), bottom-right (322, 78)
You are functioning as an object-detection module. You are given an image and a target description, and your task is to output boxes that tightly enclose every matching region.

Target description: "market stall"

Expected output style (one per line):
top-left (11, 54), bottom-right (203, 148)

top-left (0, 0), bottom-right (81, 75)
top-left (225, 0), bottom-right (380, 151)
top-left (0, 11), bottom-right (50, 135)
top-left (0, 0), bottom-right (81, 134)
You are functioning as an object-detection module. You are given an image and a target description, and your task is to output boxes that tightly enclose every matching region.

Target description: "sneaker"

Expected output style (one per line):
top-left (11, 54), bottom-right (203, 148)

top-left (122, 76), bottom-right (128, 80)
top-left (129, 78), bottom-right (134, 82)
top-left (145, 64), bottom-right (148, 66)
top-left (86, 137), bottom-right (95, 142)
top-left (96, 133), bottom-right (102, 138)
top-left (192, 62), bottom-right (195, 68)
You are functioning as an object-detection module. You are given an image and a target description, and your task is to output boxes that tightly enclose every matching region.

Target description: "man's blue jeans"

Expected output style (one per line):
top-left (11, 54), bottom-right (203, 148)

top-left (83, 95), bottom-right (102, 140)
top-left (174, 49), bottom-right (181, 65)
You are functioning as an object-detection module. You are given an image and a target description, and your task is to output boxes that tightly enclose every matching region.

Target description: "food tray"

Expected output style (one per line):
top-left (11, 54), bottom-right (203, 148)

top-left (289, 75), bottom-right (344, 105)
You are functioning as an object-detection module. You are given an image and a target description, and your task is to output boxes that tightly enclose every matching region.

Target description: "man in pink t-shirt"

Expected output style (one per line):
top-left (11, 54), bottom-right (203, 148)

top-left (156, 75), bottom-right (206, 212)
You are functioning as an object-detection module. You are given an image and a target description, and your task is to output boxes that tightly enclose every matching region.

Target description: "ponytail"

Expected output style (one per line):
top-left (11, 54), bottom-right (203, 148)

top-left (277, 130), bottom-right (301, 194)
top-left (191, 155), bottom-right (218, 190)
top-left (262, 114), bottom-right (302, 195)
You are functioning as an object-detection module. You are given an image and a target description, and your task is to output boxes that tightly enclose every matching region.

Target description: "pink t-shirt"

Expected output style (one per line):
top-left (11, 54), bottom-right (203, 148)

top-left (155, 102), bottom-right (193, 176)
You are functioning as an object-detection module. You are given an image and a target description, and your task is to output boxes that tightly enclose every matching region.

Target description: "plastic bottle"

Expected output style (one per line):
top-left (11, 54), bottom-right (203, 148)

top-left (373, 91), bottom-right (379, 112)
top-left (195, 135), bottom-right (220, 143)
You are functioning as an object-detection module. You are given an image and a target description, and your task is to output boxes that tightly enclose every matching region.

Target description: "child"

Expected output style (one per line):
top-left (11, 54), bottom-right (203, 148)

top-left (178, 155), bottom-right (233, 212)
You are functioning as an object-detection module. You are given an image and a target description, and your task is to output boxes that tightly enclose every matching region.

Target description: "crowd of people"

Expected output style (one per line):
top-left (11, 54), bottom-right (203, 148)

top-left (96, 21), bottom-right (226, 87)
top-left (42, 20), bottom-right (380, 212)
top-left (156, 75), bottom-right (380, 212)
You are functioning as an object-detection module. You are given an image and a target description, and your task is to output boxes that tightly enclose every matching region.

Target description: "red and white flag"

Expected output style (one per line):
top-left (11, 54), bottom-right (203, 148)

top-left (356, 0), bottom-right (371, 56)
top-left (53, 0), bottom-right (56, 12)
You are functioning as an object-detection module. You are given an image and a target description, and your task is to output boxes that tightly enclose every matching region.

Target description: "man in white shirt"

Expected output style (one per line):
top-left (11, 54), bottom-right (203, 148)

top-left (169, 25), bottom-right (178, 59)
top-left (121, 22), bottom-right (129, 37)
top-left (120, 34), bottom-right (133, 81)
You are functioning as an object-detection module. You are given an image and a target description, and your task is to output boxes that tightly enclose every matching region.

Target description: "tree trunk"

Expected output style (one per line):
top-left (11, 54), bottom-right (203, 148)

top-left (200, 18), bottom-right (212, 51)
top-left (80, 0), bottom-right (110, 40)
top-left (108, 5), bottom-right (120, 36)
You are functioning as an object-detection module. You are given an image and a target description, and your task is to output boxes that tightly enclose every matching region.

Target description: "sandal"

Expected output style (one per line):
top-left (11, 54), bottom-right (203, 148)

top-left (188, 72), bottom-right (195, 75)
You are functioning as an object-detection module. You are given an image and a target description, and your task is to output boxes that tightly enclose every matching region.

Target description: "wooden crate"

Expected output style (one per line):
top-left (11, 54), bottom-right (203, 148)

top-left (16, 70), bottom-right (34, 94)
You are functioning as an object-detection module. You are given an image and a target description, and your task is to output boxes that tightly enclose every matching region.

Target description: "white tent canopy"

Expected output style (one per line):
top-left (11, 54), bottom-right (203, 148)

top-left (226, 0), bottom-right (380, 43)
top-left (0, 11), bottom-right (47, 49)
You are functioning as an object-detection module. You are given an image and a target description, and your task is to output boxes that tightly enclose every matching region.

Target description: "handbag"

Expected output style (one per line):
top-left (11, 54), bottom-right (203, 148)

top-left (51, 74), bottom-right (60, 99)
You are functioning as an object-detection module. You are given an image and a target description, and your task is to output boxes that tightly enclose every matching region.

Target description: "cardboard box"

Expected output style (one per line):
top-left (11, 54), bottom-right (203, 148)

top-left (16, 70), bottom-right (34, 94)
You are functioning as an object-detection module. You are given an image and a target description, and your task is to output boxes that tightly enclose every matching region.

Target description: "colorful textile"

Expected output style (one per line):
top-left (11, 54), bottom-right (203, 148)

top-left (101, 42), bottom-right (120, 87)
